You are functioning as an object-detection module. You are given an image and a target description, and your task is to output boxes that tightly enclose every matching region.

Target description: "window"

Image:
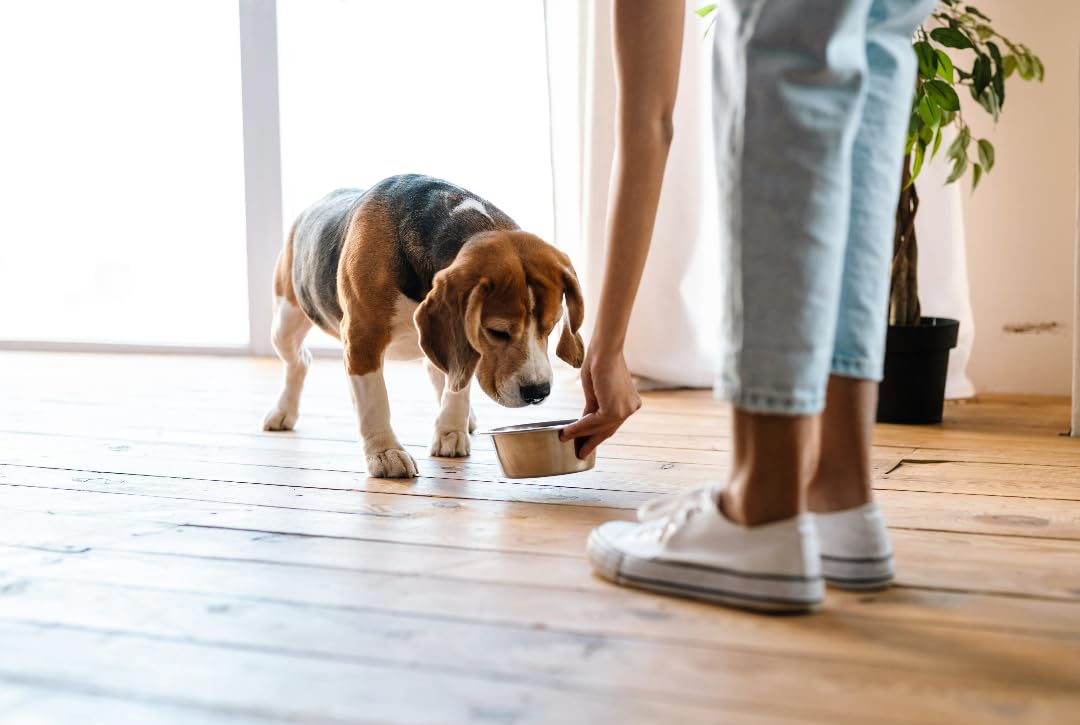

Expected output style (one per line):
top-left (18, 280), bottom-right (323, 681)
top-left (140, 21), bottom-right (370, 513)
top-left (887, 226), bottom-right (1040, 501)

top-left (0, 1), bottom-right (249, 346)
top-left (0, 0), bottom-right (553, 352)
top-left (276, 0), bottom-right (554, 347)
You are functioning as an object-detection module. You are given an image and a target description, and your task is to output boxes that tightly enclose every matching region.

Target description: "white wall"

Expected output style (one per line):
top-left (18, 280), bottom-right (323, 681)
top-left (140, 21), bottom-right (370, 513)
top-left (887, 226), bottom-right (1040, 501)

top-left (958, 0), bottom-right (1079, 395)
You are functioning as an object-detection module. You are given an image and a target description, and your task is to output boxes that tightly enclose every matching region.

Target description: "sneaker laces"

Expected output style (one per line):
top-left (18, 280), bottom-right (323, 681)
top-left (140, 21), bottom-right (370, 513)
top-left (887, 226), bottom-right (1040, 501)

top-left (637, 483), bottom-right (717, 523)
top-left (630, 484), bottom-right (720, 544)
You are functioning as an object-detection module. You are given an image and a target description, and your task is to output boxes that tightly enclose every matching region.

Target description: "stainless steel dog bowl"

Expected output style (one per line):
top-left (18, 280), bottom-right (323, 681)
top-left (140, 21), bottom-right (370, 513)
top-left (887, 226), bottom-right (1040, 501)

top-left (481, 419), bottom-right (596, 478)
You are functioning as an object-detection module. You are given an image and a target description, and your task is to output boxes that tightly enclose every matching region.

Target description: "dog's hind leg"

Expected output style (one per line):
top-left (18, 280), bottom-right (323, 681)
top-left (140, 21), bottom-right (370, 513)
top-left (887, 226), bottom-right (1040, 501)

top-left (424, 360), bottom-right (474, 457)
top-left (262, 296), bottom-right (313, 431)
top-left (425, 359), bottom-right (477, 435)
top-left (264, 235), bottom-right (314, 432)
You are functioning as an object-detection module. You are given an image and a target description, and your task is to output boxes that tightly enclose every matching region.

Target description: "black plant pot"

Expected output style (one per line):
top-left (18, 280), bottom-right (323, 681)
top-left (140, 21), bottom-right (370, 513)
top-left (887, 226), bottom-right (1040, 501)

top-left (876, 317), bottom-right (960, 425)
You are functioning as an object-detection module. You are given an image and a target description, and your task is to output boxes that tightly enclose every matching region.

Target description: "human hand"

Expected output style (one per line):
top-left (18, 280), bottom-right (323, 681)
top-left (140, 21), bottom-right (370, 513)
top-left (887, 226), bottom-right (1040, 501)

top-left (559, 348), bottom-right (642, 459)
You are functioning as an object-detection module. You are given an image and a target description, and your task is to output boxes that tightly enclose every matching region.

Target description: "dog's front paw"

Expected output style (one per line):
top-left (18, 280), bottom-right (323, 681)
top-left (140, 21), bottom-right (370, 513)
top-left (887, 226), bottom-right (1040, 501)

top-left (430, 429), bottom-right (471, 458)
top-left (366, 448), bottom-right (418, 479)
top-left (262, 405), bottom-right (299, 432)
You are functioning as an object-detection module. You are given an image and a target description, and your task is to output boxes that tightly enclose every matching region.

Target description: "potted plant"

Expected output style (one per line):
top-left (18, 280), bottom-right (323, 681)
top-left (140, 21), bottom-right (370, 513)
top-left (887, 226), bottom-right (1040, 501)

top-left (879, 0), bottom-right (1043, 423)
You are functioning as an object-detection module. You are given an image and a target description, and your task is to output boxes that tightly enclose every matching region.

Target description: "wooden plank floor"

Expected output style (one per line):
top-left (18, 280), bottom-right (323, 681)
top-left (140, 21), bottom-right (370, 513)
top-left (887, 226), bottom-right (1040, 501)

top-left (1, 351), bottom-right (1079, 724)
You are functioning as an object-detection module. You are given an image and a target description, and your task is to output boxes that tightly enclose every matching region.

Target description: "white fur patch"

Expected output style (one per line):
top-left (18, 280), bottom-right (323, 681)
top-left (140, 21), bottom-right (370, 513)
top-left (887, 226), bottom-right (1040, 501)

top-left (263, 297), bottom-right (313, 431)
top-left (384, 294), bottom-right (424, 361)
top-left (519, 316), bottom-right (552, 385)
top-left (519, 288), bottom-right (550, 384)
top-left (348, 370), bottom-right (395, 451)
top-left (349, 368), bottom-right (417, 478)
top-left (495, 313), bottom-right (553, 406)
top-left (430, 366), bottom-right (473, 457)
top-left (451, 197), bottom-right (492, 220)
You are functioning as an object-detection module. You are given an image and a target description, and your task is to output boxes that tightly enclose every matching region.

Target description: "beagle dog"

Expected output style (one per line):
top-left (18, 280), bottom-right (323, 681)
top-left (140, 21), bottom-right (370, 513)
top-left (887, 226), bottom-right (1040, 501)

top-left (262, 174), bottom-right (585, 479)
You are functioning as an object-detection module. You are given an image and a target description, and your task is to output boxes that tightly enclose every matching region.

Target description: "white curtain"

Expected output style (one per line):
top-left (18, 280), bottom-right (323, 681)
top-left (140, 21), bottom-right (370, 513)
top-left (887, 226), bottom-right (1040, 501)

top-left (545, 0), bottom-right (975, 398)
top-left (914, 134), bottom-right (977, 399)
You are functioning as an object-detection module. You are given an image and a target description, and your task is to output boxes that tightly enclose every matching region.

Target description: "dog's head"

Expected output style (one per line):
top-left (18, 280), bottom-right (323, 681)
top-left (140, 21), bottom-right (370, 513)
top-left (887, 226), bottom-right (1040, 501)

top-left (414, 230), bottom-right (584, 407)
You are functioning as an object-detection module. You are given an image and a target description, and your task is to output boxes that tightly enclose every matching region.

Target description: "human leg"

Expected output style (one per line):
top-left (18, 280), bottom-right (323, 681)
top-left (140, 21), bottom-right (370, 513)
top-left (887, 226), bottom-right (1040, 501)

top-left (586, 0), bottom-right (883, 612)
top-left (808, 375), bottom-right (877, 512)
top-left (812, 0), bottom-right (938, 589)
top-left (719, 0), bottom-right (872, 529)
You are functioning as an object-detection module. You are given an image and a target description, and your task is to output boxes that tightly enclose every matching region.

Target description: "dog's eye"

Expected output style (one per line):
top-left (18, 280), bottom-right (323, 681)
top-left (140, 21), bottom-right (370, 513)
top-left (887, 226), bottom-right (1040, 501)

top-left (486, 327), bottom-right (511, 342)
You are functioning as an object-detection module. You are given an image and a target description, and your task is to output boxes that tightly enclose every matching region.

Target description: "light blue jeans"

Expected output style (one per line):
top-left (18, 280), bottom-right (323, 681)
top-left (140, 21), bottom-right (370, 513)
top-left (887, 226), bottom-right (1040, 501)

top-left (713, 0), bottom-right (937, 415)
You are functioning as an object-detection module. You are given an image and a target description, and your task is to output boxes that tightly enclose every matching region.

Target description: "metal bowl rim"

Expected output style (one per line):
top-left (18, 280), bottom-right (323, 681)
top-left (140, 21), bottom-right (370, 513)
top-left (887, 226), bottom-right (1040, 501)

top-left (478, 419), bottom-right (577, 436)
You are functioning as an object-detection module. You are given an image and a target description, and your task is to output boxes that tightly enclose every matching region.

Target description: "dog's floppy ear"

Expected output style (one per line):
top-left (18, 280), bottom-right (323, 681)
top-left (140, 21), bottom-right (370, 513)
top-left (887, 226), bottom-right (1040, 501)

top-left (556, 266), bottom-right (585, 368)
top-left (415, 270), bottom-right (490, 392)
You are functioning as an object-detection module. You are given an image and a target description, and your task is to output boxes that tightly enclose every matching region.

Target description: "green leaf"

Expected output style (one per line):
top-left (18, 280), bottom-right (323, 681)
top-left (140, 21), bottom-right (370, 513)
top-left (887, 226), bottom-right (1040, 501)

top-left (907, 108), bottom-right (921, 136)
top-left (1034, 55), bottom-right (1046, 81)
top-left (1016, 52), bottom-right (1034, 79)
top-left (905, 131), bottom-right (918, 155)
top-left (935, 49), bottom-right (955, 82)
top-left (695, 3), bottom-right (717, 18)
top-left (908, 142), bottom-right (926, 187)
top-left (965, 6), bottom-right (991, 21)
top-left (975, 24), bottom-right (993, 41)
top-left (915, 41), bottom-right (939, 79)
top-left (920, 123), bottom-right (935, 144)
top-left (930, 27), bottom-right (974, 49)
top-left (972, 55), bottom-right (993, 97)
top-left (946, 152), bottom-right (969, 184)
top-left (977, 86), bottom-right (1000, 121)
top-left (918, 95), bottom-right (941, 128)
top-left (1002, 54), bottom-right (1017, 78)
top-left (977, 138), bottom-right (995, 171)
top-left (947, 126), bottom-right (971, 158)
top-left (972, 162), bottom-right (983, 191)
top-left (931, 127), bottom-right (944, 158)
top-left (987, 42), bottom-right (1005, 107)
top-left (925, 79), bottom-right (961, 111)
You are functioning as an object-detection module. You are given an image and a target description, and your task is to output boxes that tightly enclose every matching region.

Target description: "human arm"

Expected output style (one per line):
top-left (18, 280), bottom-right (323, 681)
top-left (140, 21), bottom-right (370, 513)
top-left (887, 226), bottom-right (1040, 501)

top-left (560, 0), bottom-right (684, 458)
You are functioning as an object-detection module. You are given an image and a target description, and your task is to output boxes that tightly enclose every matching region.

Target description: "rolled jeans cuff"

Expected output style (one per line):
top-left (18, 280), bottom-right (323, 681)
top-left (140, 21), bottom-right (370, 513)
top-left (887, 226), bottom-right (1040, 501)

top-left (715, 376), bottom-right (826, 416)
top-left (831, 354), bottom-right (883, 382)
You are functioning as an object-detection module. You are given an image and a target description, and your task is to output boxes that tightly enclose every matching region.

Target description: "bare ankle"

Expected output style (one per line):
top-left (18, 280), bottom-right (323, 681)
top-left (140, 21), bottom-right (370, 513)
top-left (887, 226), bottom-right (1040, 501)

top-left (812, 375), bottom-right (877, 514)
top-left (724, 408), bottom-right (816, 526)
top-left (807, 476), bottom-right (872, 513)
top-left (721, 484), bottom-right (801, 527)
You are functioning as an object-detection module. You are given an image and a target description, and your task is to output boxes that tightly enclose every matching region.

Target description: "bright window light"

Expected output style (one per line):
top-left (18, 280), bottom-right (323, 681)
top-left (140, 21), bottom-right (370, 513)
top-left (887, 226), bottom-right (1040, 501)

top-left (0, 1), bottom-right (248, 346)
top-left (277, 0), bottom-right (555, 347)
top-left (0, 1), bottom-right (553, 350)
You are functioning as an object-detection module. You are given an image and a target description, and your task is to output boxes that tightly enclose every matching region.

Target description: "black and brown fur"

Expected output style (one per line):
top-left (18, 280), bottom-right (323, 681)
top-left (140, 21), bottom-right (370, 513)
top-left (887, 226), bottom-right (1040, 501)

top-left (272, 174), bottom-right (584, 397)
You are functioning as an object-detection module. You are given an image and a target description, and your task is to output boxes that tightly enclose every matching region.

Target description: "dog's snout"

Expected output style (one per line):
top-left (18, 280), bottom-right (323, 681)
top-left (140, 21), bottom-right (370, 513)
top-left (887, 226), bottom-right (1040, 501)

top-left (519, 382), bottom-right (550, 405)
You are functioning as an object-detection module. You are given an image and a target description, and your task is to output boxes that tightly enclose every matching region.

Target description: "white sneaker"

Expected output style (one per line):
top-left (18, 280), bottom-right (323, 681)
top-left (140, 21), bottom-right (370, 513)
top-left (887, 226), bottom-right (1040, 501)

top-left (814, 502), bottom-right (894, 590)
top-left (638, 486), bottom-right (895, 591)
top-left (588, 487), bottom-right (823, 613)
